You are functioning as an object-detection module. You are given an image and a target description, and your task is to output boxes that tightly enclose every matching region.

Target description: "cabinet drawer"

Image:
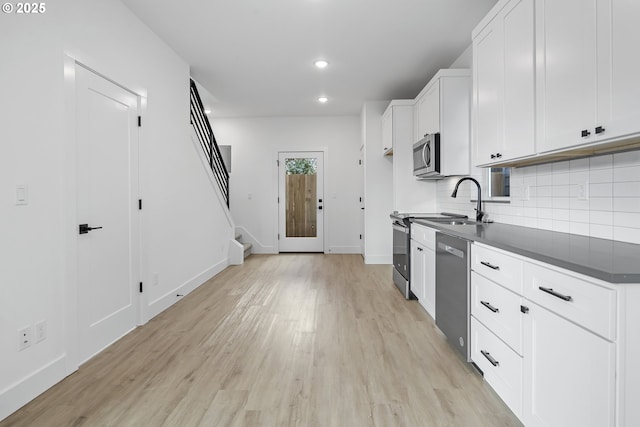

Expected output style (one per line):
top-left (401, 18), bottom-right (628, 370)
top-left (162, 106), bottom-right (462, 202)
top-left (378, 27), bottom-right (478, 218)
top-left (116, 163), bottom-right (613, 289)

top-left (523, 263), bottom-right (616, 340)
top-left (472, 244), bottom-right (523, 293)
top-left (411, 223), bottom-right (436, 250)
top-left (471, 272), bottom-right (523, 355)
top-left (471, 317), bottom-right (523, 419)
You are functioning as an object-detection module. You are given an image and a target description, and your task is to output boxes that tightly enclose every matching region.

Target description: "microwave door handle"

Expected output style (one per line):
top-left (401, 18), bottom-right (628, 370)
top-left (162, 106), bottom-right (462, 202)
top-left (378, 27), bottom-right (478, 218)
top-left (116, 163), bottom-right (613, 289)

top-left (422, 142), bottom-right (429, 168)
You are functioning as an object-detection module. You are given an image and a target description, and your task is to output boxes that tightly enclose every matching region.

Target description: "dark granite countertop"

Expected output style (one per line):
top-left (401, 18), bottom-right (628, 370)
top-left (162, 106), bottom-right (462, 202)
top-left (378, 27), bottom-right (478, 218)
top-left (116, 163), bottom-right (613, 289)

top-left (412, 219), bottom-right (640, 284)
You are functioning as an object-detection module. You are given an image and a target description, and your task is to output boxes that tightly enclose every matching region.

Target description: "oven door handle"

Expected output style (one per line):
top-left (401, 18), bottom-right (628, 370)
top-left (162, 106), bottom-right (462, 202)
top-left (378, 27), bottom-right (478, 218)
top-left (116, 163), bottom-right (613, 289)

top-left (392, 223), bottom-right (409, 233)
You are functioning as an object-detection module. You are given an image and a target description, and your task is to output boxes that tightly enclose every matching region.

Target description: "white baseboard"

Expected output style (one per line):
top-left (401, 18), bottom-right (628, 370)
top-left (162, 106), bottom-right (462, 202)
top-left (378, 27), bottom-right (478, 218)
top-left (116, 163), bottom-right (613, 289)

top-left (327, 246), bottom-right (361, 254)
top-left (0, 355), bottom-right (68, 422)
top-left (146, 258), bottom-right (229, 320)
top-left (364, 254), bottom-right (392, 264)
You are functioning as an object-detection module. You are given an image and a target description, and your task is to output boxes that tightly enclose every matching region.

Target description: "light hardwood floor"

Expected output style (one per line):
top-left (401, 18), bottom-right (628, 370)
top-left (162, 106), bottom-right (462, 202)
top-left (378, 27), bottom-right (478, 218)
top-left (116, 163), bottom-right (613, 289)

top-left (1, 254), bottom-right (522, 427)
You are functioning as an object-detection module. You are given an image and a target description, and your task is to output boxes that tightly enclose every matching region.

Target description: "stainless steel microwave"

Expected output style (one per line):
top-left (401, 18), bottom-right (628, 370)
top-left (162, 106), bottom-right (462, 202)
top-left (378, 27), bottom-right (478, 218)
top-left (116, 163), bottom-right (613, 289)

top-left (413, 133), bottom-right (440, 178)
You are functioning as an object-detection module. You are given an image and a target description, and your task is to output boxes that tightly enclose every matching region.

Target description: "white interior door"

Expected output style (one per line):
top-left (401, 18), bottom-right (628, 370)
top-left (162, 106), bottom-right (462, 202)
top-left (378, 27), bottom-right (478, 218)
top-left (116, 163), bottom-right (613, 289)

top-left (278, 151), bottom-right (324, 252)
top-left (76, 65), bottom-right (139, 364)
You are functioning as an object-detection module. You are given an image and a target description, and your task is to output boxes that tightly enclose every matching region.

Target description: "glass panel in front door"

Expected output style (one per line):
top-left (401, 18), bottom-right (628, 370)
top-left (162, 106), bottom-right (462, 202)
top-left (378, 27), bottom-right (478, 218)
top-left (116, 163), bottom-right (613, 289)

top-left (285, 157), bottom-right (317, 237)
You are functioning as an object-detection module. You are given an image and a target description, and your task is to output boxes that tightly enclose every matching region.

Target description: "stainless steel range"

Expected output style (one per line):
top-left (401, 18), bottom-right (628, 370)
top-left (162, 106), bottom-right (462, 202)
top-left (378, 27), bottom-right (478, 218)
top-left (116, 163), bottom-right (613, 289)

top-left (390, 212), bottom-right (467, 299)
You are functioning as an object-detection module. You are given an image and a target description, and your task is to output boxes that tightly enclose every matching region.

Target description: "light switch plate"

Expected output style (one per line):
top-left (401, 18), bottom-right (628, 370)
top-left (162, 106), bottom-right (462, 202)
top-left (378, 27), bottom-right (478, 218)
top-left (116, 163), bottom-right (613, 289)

top-left (15, 185), bottom-right (28, 205)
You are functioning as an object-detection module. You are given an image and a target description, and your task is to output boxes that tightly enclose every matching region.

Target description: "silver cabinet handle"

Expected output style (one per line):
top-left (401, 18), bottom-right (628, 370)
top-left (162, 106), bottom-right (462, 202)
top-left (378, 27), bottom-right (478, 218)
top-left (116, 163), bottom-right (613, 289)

top-left (481, 350), bottom-right (500, 367)
top-left (480, 300), bottom-right (499, 313)
top-left (480, 261), bottom-right (500, 270)
top-left (539, 286), bottom-right (572, 302)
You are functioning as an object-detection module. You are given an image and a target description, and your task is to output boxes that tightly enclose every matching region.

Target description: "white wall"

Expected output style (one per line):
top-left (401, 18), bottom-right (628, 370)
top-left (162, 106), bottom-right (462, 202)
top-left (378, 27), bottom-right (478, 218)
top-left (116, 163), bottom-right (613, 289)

top-left (211, 116), bottom-right (362, 254)
top-left (361, 102), bottom-right (394, 263)
top-left (0, 0), bottom-right (232, 419)
top-left (391, 104), bottom-right (438, 213)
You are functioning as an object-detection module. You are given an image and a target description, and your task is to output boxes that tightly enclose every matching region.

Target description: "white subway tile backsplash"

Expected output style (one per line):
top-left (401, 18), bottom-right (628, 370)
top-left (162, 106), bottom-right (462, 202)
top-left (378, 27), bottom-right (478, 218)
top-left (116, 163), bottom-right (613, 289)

top-left (552, 161), bottom-right (570, 174)
top-left (537, 174), bottom-right (553, 186)
top-left (570, 209), bottom-right (589, 223)
top-left (590, 210), bottom-right (613, 225)
top-left (614, 150), bottom-right (640, 167)
top-left (538, 197), bottom-right (553, 208)
top-left (614, 211), bottom-right (640, 228)
top-left (590, 224), bottom-right (614, 240)
top-left (570, 222), bottom-right (590, 235)
top-left (537, 163), bottom-right (553, 175)
top-left (553, 209), bottom-right (570, 221)
top-left (553, 172), bottom-right (571, 186)
top-left (590, 182), bottom-right (613, 197)
top-left (590, 154), bottom-right (613, 169)
top-left (613, 226), bottom-right (640, 244)
top-left (590, 197), bottom-right (613, 211)
top-left (614, 182), bottom-right (640, 197)
top-left (435, 149), bottom-right (640, 244)
top-left (536, 186), bottom-right (553, 197)
top-left (552, 197), bottom-right (570, 209)
top-left (552, 185), bottom-right (571, 198)
top-left (614, 166), bottom-right (640, 182)
top-left (570, 171), bottom-right (589, 184)
top-left (552, 220), bottom-right (571, 233)
top-left (613, 197), bottom-right (640, 213)
top-left (570, 158), bottom-right (590, 172)
top-left (589, 168), bottom-right (613, 183)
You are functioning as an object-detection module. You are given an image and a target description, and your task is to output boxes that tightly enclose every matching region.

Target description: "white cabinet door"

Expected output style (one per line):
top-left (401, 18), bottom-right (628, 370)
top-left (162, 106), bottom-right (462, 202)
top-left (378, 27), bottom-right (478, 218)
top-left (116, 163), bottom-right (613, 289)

top-left (536, 0), bottom-right (599, 152)
top-left (473, 0), bottom-right (535, 166)
top-left (523, 302), bottom-right (615, 427)
top-left (415, 80), bottom-right (440, 141)
top-left (502, 0), bottom-right (535, 161)
top-left (410, 240), bottom-right (425, 303)
top-left (423, 246), bottom-right (436, 319)
top-left (382, 107), bottom-right (393, 155)
top-left (600, 0), bottom-right (640, 141)
top-left (473, 19), bottom-right (502, 165)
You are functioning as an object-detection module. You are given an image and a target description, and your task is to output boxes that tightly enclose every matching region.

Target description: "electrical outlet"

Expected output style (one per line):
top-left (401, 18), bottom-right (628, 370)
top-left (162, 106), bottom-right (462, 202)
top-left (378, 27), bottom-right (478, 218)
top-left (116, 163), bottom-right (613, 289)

top-left (18, 326), bottom-right (33, 351)
top-left (35, 320), bottom-right (47, 343)
top-left (578, 180), bottom-right (590, 201)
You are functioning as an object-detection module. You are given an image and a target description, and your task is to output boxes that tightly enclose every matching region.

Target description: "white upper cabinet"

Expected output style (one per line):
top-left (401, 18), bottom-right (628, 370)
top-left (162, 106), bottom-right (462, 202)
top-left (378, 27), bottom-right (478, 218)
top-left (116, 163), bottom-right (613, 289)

top-left (413, 69), bottom-right (470, 177)
top-left (536, 0), bottom-right (640, 153)
top-left (473, 0), bottom-right (535, 166)
top-left (415, 82), bottom-right (440, 140)
top-left (382, 100), bottom-right (413, 156)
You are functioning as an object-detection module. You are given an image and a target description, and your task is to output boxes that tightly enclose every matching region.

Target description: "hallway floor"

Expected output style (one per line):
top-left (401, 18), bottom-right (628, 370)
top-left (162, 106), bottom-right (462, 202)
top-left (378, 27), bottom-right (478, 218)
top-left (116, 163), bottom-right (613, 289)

top-left (1, 254), bottom-right (521, 426)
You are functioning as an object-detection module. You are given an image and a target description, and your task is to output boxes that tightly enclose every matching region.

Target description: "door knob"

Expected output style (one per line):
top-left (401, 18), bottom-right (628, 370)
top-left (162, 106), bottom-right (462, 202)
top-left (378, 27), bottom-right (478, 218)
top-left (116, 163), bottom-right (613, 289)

top-left (79, 224), bottom-right (103, 234)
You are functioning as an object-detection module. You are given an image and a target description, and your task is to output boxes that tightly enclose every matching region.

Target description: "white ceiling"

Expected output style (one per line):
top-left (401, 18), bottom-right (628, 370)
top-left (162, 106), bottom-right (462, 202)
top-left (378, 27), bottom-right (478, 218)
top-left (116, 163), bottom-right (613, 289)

top-left (121, 0), bottom-right (497, 118)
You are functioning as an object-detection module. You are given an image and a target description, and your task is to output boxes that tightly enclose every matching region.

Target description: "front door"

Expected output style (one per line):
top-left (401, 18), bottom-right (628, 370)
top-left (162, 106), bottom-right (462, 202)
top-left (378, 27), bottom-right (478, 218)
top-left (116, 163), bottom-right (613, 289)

top-left (278, 151), bottom-right (324, 252)
top-left (76, 65), bottom-right (140, 364)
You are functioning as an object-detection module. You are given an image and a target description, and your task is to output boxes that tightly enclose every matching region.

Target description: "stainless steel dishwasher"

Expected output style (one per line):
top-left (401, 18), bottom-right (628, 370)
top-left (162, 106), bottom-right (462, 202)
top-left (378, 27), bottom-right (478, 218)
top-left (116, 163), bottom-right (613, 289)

top-left (435, 232), bottom-right (470, 361)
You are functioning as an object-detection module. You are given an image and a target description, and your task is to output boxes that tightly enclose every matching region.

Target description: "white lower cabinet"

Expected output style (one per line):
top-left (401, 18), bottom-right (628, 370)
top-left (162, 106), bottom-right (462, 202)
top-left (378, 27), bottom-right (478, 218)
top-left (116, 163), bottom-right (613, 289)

top-left (472, 317), bottom-right (523, 418)
top-left (410, 240), bottom-right (425, 303)
top-left (470, 243), bottom-right (624, 426)
top-left (411, 224), bottom-right (436, 319)
top-left (522, 302), bottom-right (615, 427)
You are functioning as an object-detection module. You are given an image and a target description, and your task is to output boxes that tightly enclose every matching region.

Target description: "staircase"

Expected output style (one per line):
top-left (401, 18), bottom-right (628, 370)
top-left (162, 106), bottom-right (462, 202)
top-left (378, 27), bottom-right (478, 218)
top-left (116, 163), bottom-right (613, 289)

top-left (235, 231), bottom-right (252, 259)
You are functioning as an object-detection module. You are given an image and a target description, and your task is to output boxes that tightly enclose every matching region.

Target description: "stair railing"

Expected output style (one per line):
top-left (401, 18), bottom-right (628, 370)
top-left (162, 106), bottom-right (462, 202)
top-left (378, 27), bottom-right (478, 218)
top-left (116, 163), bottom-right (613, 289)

top-left (189, 79), bottom-right (229, 207)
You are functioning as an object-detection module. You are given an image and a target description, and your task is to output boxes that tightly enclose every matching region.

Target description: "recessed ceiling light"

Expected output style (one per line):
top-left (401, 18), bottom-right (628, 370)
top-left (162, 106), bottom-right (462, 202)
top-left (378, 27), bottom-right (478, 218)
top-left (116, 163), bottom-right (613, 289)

top-left (204, 109), bottom-right (212, 115)
top-left (318, 96), bottom-right (328, 103)
top-left (314, 59), bottom-right (329, 69)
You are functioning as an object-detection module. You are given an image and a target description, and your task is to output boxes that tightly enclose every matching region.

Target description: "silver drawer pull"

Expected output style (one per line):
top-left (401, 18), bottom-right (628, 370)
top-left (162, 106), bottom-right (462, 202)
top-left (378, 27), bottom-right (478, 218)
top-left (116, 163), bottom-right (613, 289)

top-left (480, 300), bottom-right (499, 313)
top-left (480, 261), bottom-right (500, 270)
top-left (481, 350), bottom-right (500, 367)
top-left (538, 286), bottom-right (573, 302)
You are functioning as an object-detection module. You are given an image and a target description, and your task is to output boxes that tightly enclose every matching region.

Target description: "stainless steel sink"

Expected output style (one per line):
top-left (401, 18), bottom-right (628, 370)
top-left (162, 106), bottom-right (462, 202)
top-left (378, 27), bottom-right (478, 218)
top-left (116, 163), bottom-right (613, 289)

top-left (427, 218), bottom-right (480, 226)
